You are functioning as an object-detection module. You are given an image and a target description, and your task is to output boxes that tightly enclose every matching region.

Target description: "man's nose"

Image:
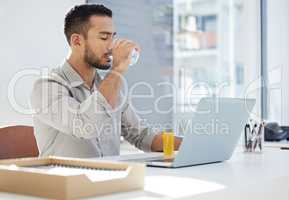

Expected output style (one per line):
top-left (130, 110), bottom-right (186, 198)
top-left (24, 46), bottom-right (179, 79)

top-left (108, 39), bottom-right (114, 51)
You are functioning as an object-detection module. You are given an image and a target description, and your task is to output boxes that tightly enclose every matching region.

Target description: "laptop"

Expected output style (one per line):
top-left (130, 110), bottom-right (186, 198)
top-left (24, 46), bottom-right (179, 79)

top-left (121, 97), bottom-right (256, 168)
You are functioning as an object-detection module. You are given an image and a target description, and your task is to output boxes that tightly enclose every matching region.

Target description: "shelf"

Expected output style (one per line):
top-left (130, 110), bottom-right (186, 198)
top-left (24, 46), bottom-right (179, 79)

top-left (176, 0), bottom-right (218, 16)
top-left (175, 49), bottom-right (218, 58)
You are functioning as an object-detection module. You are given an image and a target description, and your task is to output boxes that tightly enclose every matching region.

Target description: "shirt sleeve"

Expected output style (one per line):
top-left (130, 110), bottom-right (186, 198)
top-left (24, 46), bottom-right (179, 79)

top-left (30, 77), bottom-right (114, 139)
top-left (121, 100), bottom-right (157, 152)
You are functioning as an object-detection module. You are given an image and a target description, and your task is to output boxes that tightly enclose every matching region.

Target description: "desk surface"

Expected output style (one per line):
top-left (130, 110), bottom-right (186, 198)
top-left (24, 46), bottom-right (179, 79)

top-left (0, 148), bottom-right (289, 200)
top-left (264, 140), bottom-right (289, 148)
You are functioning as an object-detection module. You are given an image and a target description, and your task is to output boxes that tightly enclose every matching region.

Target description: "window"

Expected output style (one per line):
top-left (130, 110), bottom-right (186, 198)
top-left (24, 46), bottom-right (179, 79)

top-left (263, 0), bottom-right (289, 125)
top-left (174, 0), bottom-right (261, 116)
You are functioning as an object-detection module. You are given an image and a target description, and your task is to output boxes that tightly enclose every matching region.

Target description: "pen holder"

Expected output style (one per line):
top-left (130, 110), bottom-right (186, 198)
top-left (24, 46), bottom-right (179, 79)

top-left (244, 121), bottom-right (265, 153)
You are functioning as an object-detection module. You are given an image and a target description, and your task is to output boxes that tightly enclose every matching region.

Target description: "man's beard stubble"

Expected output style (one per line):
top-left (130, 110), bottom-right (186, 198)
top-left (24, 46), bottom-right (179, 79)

top-left (84, 44), bottom-right (111, 70)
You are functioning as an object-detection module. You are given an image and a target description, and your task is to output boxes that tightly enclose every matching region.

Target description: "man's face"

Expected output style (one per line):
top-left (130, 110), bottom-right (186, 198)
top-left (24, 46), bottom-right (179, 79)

top-left (82, 16), bottom-right (116, 70)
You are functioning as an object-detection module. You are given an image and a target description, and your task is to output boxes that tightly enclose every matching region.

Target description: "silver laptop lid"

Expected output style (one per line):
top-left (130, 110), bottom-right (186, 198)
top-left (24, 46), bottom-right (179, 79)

top-left (172, 97), bottom-right (255, 167)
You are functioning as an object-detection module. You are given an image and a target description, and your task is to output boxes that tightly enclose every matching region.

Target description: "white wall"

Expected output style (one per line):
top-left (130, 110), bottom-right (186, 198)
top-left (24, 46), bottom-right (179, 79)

top-left (0, 0), bottom-right (84, 126)
top-left (267, 0), bottom-right (289, 125)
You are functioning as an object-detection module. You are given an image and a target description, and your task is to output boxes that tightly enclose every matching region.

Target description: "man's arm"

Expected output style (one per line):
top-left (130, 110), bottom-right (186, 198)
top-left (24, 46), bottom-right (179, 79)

top-left (121, 101), bottom-right (183, 152)
top-left (98, 39), bottom-right (139, 109)
top-left (101, 39), bottom-right (183, 152)
top-left (97, 66), bottom-right (124, 109)
top-left (120, 102), bottom-right (156, 152)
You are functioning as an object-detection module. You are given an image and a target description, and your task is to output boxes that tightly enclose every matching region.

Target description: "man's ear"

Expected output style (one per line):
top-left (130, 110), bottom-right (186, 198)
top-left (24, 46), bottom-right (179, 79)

top-left (70, 33), bottom-right (84, 47)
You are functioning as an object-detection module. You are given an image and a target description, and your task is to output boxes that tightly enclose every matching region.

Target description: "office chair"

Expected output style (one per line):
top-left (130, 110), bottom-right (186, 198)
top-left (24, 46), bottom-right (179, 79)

top-left (0, 125), bottom-right (39, 159)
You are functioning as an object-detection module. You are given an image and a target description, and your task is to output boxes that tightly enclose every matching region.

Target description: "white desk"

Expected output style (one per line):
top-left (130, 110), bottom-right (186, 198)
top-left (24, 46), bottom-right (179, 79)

top-left (0, 148), bottom-right (289, 200)
top-left (264, 140), bottom-right (289, 148)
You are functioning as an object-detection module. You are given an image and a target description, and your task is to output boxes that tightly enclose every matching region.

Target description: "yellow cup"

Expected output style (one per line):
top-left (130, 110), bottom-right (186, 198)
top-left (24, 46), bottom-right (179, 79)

top-left (162, 132), bottom-right (174, 159)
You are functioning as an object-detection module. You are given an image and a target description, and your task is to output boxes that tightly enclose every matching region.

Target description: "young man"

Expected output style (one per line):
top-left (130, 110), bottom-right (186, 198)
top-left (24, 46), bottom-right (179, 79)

top-left (31, 4), bottom-right (181, 158)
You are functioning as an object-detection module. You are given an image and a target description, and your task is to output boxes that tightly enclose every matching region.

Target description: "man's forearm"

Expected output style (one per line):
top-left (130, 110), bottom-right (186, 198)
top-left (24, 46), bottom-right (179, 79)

top-left (97, 68), bottom-right (124, 109)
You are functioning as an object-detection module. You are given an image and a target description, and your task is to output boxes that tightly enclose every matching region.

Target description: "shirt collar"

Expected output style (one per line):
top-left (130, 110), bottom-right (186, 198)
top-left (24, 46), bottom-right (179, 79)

top-left (61, 60), bottom-right (101, 89)
top-left (61, 60), bottom-right (84, 87)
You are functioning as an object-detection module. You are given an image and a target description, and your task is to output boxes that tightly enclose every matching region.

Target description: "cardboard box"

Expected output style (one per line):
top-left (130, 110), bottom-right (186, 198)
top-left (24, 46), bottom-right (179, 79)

top-left (0, 156), bottom-right (145, 199)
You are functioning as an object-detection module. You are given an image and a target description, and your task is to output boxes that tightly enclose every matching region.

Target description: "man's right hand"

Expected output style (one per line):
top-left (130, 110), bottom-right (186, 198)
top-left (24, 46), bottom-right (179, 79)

top-left (111, 39), bottom-right (140, 74)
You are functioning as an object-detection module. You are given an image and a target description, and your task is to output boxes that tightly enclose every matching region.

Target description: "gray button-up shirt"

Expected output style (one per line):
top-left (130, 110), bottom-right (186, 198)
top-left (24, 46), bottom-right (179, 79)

top-left (30, 61), bottom-right (156, 158)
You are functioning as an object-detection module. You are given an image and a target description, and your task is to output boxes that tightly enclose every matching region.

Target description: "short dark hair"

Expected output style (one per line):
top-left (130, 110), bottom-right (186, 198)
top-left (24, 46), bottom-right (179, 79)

top-left (64, 4), bottom-right (112, 45)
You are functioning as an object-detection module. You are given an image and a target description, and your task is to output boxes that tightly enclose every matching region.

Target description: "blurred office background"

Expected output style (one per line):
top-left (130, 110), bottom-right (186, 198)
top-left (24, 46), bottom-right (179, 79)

top-left (0, 0), bottom-right (288, 135)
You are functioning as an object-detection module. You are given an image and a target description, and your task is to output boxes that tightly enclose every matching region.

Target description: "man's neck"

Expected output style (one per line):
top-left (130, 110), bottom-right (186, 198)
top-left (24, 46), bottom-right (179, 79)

top-left (67, 55), bottom-right (95, 89)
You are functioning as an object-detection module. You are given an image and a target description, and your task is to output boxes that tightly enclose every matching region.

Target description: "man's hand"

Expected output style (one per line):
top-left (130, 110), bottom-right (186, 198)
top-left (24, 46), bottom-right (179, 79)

top-left (111, 39), bottom-right (140, 74)
top-left (98, 39), bottom-right (140, 109)
top-left (151, 133), bottom-right (183, 152)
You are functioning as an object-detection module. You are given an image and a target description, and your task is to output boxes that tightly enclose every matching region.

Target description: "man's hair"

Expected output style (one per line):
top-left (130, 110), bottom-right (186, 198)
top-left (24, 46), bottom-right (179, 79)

top-left (64, 4), bottom-right (112, 45)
